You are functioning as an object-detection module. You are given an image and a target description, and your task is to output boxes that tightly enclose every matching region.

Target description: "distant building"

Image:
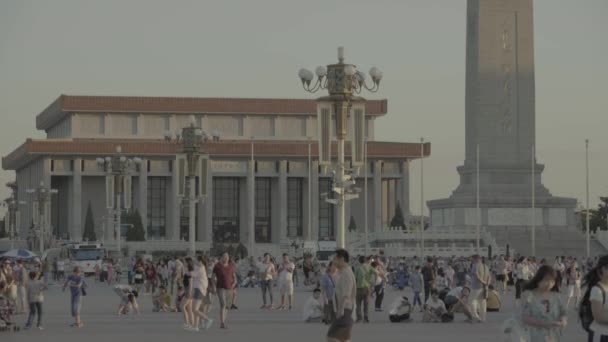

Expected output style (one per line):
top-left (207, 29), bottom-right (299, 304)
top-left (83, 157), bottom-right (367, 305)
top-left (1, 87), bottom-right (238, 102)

top-left (2, 95), bottom-right (429, 254)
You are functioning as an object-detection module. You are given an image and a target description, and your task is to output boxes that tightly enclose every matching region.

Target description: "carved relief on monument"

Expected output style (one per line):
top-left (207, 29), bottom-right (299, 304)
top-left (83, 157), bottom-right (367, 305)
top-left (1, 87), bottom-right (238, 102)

top-left (488, 208), bottom-right (543, 226)
top-left (548, 208), bottom-right (567, 226)
top-left (498, 18), bottom-right (514, 136)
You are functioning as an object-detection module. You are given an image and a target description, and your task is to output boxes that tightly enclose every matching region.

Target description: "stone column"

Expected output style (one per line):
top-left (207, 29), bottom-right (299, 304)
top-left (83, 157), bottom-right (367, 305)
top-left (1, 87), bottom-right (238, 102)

top-left (373, 160), bottom-right (383, 232)
top-left (71, 158), bottom-right (83, 241)
top-left (311, 161), bottom-right (319, 240)
top-left (246, 161), bottom-right (255, 249)
top-left (138, 160), bottom-right (148, 239)
top-left (169, 162), bottom-right (180, 241)
top-left (400, 160), bottom-right (410, 216)
top-left (202, 164), bottom-right (213, 243)
top-left (278, 161), bottom-right (288, 242)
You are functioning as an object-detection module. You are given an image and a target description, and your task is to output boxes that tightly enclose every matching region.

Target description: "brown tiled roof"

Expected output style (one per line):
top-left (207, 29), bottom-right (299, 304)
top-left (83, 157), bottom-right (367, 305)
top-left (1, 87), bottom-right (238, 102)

top-left (2, 139), bottom-right (430, 170)
top-left (36, 95), bottom-right (388, 130)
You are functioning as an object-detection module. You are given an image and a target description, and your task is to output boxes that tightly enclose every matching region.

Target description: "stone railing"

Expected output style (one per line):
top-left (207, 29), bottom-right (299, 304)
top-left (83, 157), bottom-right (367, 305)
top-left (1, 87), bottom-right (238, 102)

top-left (351, 242), bottom-right (506, 258)
top-left (0, 239), bottom-right (27, 251)
top-left (594, 231), bottom-right (608, 251)
top-left (369, 227), bottom-right (478, 242)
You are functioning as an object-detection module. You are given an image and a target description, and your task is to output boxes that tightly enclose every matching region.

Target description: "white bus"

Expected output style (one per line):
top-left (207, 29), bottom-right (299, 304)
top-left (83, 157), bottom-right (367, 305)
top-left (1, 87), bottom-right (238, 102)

top-left (66, 243), bottom-right (106, 275)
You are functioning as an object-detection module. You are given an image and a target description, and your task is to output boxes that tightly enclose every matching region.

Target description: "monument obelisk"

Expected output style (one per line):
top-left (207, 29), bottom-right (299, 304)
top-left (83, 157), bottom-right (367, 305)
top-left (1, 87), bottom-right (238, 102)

top-left (428, 0), bottom-right (577, 253)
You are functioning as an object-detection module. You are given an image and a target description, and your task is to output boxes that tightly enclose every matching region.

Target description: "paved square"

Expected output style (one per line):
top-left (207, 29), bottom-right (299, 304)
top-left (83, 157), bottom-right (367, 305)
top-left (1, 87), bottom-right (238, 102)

top-left (6, 280), bottom-right (587, 341)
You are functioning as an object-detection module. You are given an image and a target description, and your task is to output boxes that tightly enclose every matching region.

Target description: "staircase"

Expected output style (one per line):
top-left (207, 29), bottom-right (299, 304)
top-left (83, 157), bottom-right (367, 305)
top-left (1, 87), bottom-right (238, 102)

top-left (486, 226), bottom-right (606, 258)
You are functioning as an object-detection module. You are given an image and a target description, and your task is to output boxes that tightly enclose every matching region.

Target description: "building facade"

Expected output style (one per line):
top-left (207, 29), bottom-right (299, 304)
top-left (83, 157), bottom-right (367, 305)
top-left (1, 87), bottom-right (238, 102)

top-left (3, 95), bottom-right (429, 253)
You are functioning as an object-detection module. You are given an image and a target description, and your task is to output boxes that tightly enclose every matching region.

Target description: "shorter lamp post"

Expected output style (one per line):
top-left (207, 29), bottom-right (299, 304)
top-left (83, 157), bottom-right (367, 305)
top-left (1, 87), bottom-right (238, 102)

top-left (26, 181), bottom-right (58, 254)
top-left (2, 195), bottom-right (26, 249)
top-left (97, 146), bottom-right (141, 255)
top-left (164, 115), bottom-right (212, 256)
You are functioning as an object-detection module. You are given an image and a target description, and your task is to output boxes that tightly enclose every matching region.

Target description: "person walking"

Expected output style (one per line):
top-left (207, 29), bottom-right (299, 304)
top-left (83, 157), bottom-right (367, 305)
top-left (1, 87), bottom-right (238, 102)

top-left (259, 253), bottom-right (276, 310)
top-left (410, 266), bottom-right (425, 312)
top-left (580, 255), bottom-right (608, 341)
top-left (372, 261), bottom-right (387, 312)
top-left (354, 256), bottom-right (374, 323)
top-left (421, 257), bottom-right (436, 303)
top-left (515, 257), bottom-right (532, 305)
top-left (181, 258), bottom-right (194, 330)
top-left (320, 262), bottom-right (337, 324)
top-left (63, 267), bottom-right (87, 328)
top-left (469, 255), bottom-right (491, 323)
top-left (327, 249), bottom-right (356, 342)
top-left (520, 265), bottom-right (567, 341)
top-left (191, 256), bottom-right (212, 331)
top-left (25, 271), bottom-right (47, 330)
top-left (277, 253), bottom-right (295, 310)
top-left (212, 252), bottom-right (236, 329)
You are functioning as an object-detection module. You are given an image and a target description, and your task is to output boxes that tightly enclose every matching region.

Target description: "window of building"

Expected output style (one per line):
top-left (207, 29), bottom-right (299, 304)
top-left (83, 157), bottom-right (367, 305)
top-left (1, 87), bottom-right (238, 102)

top-left (255, 178), bottom-right (272, 243)
top-left (318, 178), bottom-right (335, 240)
top-left (213, 177), bottom-right (240, 243)
top-left (147, 177), bottom-right (167, 238)
top-left (287, 178), bottom-right (303, 238)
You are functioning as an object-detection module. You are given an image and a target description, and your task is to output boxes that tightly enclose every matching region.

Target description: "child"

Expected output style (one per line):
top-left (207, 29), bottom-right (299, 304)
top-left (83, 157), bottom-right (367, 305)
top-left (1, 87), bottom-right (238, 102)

top-left (152, 286), bottom-right (171, 312)
top-left (114, 284), bottom-right (139, 316)
top-left (302, 288), bottom-right (324, 322)
top-left (174, 286), bottom-right (186, 312)
top-left (423, 290), bottom-right (447, 323)
top-left (486, 284), bottom-right (501, 312)
top-left (389, 296), bottom-right (412, 323)
top-left (25, 271), bottom-right (47, 329)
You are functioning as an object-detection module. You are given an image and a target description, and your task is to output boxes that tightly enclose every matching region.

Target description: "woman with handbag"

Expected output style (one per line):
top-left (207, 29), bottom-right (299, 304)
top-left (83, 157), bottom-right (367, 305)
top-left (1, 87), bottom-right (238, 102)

top-left (63, 267), bottom-right (87, 328)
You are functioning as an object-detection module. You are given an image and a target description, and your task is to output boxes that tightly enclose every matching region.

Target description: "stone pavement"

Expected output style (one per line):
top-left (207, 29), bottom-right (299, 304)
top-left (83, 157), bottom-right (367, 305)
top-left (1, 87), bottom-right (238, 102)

top-left (7, 281), bottom-right (586, 342)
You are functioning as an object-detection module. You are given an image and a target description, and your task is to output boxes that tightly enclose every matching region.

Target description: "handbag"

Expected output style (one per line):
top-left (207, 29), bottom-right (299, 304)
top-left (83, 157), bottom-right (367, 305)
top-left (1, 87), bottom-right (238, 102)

top-left (81, 287), bottom-right (87, 296)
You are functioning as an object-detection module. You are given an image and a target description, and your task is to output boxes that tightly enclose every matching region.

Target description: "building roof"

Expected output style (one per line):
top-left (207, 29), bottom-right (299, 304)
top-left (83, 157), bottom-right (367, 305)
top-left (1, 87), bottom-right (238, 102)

top-left (2, 139), bottom-right (430, 171)
top-left (36, 95), bottom-right (389, 131)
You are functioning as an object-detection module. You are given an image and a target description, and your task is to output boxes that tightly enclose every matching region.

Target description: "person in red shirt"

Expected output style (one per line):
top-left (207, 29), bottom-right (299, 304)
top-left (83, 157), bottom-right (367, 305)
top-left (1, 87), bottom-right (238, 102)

top-left (212, 252), bottom-right (236, 329)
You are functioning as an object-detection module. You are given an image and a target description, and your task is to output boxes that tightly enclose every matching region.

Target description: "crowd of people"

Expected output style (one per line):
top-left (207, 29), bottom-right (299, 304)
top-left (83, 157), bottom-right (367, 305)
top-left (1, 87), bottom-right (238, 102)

top-left (0, 250), bottom-right (607, 341)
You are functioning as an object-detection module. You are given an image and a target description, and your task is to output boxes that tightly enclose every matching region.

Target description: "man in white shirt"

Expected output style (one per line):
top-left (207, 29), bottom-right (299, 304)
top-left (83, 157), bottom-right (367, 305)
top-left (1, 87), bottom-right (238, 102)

top-left (469, 255), bottom-right (490, 323)
top-left (327, 249), bottom-right (356, 342)
top-left (278, 253), bottom-right (295, 310)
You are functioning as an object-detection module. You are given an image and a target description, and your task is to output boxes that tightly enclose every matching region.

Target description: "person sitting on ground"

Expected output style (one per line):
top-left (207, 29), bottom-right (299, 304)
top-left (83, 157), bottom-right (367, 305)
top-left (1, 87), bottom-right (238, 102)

top-left (486, 284), bottom-right (501, 312)
top-left (152, 285), bottom-right (171, 312)
top-left (303, 288), bottom-right (324, 322)
top-left (389, 296), bottom-right (413, 323)
top-left (114, 284), bottom-right (139, 315)
top-left (444, 284), bottom-right (473, 322)
top-left (423, 289), bottom-right (448, 323)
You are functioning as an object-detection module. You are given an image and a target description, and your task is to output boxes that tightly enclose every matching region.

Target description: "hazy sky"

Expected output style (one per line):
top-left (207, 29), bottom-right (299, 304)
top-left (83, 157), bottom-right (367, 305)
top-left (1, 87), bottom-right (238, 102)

top-left (0, 0), bottom-right (607, 217)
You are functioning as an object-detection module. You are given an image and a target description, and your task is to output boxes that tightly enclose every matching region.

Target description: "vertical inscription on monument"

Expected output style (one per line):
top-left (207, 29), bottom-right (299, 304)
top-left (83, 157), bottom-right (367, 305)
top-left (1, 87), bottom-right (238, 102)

top-left (499, 17), bottom-right (514, 136)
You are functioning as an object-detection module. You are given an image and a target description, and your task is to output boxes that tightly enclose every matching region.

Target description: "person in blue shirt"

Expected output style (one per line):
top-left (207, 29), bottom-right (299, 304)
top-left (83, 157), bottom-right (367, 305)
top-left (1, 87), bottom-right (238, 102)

top-left (63, 267), bottom-right (87, 328)
top-left (320, 262), bottom-right (337, 324)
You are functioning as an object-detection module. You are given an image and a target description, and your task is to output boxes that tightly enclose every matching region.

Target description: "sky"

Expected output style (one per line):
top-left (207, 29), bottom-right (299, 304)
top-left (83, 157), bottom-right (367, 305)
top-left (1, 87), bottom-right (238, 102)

top-left (0, 0), bottom-right (607, 217)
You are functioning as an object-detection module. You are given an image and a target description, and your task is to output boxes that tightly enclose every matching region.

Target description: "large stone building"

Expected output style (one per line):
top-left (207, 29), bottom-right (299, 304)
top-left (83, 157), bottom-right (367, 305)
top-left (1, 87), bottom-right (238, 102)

top-left (2, 95), bottom-right (429, 254)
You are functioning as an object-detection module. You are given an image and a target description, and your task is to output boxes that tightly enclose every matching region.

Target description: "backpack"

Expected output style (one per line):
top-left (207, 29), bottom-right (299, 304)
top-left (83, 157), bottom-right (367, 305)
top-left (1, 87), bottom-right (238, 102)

top-left (580, 285), bottom-right (606, 332)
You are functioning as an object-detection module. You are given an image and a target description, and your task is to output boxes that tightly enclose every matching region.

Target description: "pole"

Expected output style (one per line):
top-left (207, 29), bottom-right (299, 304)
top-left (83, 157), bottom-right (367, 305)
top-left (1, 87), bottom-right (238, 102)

top-left (337, 138), bottom-right (346, 249)
top-left (531, 145), bottom-right (536, 257)
top-left (586, 139), bottom-right (590, 258)
top-left (308, 138), bottom-right (312, 241)
top-left (39, 195), bottom-right (44, 255)
top-left (116, 191), bottom-right (121, 255)
top-left (364, 138), bottom-right (369, 256)
top-left (249, 138), bottom-right (255, 256)
top-left (476, 143), bottom-right (480, 253)
top-left (189, 175), bottom-right (196, 256)
top-left (420, 137), bottom-right (424, 260)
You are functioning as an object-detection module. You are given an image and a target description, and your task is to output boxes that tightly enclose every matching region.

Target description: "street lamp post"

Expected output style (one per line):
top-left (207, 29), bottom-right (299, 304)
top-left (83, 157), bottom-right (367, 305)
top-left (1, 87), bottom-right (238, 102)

top-left (165, 116), bottom-right (211, 256)
top-left (26, 181), bottom-right (58, 255)
top-left (585, 139), bottom-right (590, 258)
top-left (3, 195), bottom-right (25, 249)
top-left (97, 146), bottom-right (141, 256)
top-left (298, 47), bottom-right (382, 249)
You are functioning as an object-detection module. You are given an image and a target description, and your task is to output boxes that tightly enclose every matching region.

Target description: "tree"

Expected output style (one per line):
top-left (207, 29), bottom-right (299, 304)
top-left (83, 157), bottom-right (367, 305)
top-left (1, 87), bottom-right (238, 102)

top-left (581, 197), bottom-right (608, 233)
top-left (390, 202), bottom-right (407, 230)
top-left (0, 219), bottom-right (6, 238)
top-left (348, 215), bottom-right (357, 233)
top-left (83, 201), bottom-right (97, 241)
top-left (125, 210), bottom-right (146, 241)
